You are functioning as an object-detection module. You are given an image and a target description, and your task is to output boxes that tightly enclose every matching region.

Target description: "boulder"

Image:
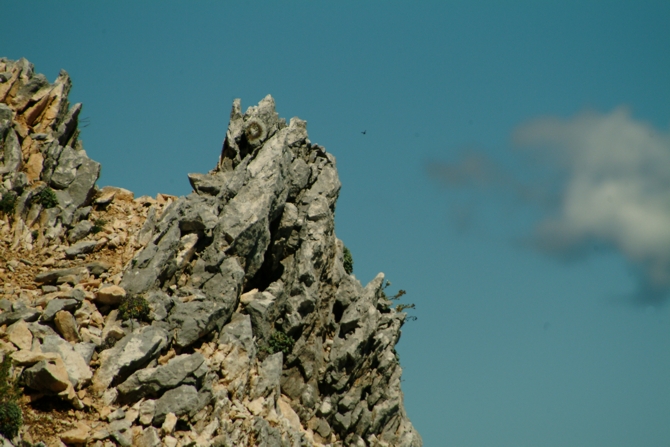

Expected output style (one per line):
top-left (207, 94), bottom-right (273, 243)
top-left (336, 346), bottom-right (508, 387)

top-left (152, 384), bottom-right (209, 426)
top-left (40, 335), bottom-right (92, 388)
top-left (116, 353), bottom-right (206, 403)
top-left (167, 299), bottom-right (230, 349)
top-left (95, 285), bottom-right (126, 305)
top-left (41, 298), bottom-right (78, 322)
top-left (53, 310), bottom-right (81, 342)
top-left (252, 352), bottom-right (282, 399)
top-left (65, 240), bottom-right (99, 258)
top-left (6, 320), bottom-right (32, 351)
top-left (92, 326), bottom-right (169, 393)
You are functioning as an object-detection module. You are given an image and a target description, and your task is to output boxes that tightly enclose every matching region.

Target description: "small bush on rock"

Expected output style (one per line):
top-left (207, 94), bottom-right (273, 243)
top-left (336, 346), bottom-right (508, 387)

top-left (0, 356), bottom-right (22, 440)
top-left (264, 331), bottom-right (295, 357)
top-left (33, 187), bottom-right (58, 208)
top-left (119, 296), bottom-right (150, 321)
top-left (343, 245), bottom-right (354, 275)
top-left (0, 192), bottom-right (17, 216)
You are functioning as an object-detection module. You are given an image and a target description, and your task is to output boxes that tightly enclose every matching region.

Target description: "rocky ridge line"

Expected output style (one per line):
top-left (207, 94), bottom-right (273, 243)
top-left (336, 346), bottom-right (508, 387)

top-left (0, 57), bottom-right (422, 447)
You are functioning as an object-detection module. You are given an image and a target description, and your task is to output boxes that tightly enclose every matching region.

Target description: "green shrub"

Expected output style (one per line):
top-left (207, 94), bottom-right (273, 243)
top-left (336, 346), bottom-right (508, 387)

top-left (119, 296), bottom-right (150, 321)
top-left (0, 402), bottom-right (22, 440)
top-left (265, 331), bottom-right (295, 357)
top-left (33, 187), bottom-right (58, 208)
top-left (343, 245), bottom-right (354, 275)
top-left (91, 218), bottom-right (107, 234)
top-left (0, 356), bottom-right (21, 440)
top-left (0, 192), bottom-right (17, 215)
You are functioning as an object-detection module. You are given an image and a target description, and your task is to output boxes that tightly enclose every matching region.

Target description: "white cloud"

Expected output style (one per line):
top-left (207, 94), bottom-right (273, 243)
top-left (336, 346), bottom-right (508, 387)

top-left (514, 107), bottom-right (670, 303)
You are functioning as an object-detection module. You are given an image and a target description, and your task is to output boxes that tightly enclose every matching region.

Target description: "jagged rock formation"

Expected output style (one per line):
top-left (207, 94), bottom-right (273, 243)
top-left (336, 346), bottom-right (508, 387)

top-left (0, 58), bottom-right (421, 447)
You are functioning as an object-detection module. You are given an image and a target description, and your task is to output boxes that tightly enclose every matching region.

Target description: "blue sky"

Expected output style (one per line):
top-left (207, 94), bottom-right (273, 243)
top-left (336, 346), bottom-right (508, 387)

top-left (3, 2), bottom-right (669, 445)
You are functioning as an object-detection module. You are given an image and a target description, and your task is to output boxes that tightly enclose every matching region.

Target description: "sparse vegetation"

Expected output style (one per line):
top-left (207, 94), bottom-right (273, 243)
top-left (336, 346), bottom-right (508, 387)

top-left (0, 356), bottom-right (22, 440)
top-left (0, 192), bottom-right (17, 216)
top-left (32, 187), bottom-right (58, 208)
top-left (383, 281), bottom-right (417, 321)
top-left (91, 218), bottom-right (107, 234)
top-left (343, 245), bottom-right (354, 275)
top-left (396, 303), bottom-right (415, 312)
top-left (118, 295), bottom-right (150, 321)
top-left (262, 331), bottom-right (295, 357)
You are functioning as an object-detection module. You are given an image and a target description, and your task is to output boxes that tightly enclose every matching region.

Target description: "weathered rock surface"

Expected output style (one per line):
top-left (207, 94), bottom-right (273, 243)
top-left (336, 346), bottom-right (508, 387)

top-left (116, 353), bottom-right (206, 404)
top-left (92, 326), bottom-right (169, 393)
top-left (41, 334), bottom-right (91, 388)
top-left (0, 58), bottom-right (421, 447)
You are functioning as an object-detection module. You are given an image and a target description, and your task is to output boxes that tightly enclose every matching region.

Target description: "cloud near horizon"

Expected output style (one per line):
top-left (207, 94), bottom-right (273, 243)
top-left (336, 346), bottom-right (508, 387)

top-left (429, 107), bottom-right (670, 305)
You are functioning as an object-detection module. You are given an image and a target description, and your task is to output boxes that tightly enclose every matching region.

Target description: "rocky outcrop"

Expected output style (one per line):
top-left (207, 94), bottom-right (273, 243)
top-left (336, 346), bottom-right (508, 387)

top-left (0, 58), bottom-right (421, 447)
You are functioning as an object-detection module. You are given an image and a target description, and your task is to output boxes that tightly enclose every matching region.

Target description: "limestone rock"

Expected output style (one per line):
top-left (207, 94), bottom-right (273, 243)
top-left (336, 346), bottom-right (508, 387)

top-left (152, 384), bottom-right (207, 426)
top-left (139, 399), bottom-right (156, 426)
top-left (10, 350), bottom-right (59, 366)
top-left (167, 299), bottom-right (231, 349)
top-left (252, 352), bottom-right (282, 399)
top-left (41, 335), bottom-right (92, 388)
top-left (35, 267), bottom-right (87, 285)
top-left (41, 298), bottom-right (78, 322)
top-left (92, 326), bottom-right (169, 394)
top-left (134, 426), bottom-right (161, 447)
top-left (116, 352), bottom-right (206, 404)
top-left (0, 307), bottom-right (40, 326)
top-left (53, 310), bottom-right (81, 342)
top-left (6, 319), bottom-right (32, 350)
top-left (95, 285), bottom-right (126, 306)
top-left (59, 421), bottom-right (90, 445)
top-left (23, 358), bottom-right (71, 393)
top-left (1, 61), bottom-right (422, 445)
top-left (68, 220), bottom-right (93, 242)
top-left (65, 240), bottom-right (98, 258)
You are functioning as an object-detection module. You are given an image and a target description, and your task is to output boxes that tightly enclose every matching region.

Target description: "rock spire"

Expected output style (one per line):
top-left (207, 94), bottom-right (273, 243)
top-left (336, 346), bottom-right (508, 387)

top-left (0, 57), bottom-right (421, 446)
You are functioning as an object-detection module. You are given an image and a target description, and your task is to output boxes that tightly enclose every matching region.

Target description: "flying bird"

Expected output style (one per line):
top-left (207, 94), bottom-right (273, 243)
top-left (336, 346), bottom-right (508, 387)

top-left (361, 130), bottom-right (367, 135)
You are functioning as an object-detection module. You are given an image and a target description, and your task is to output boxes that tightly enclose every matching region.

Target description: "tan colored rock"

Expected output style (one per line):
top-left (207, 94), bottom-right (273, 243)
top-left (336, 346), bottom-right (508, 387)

top-left (125, 406), bottom-right (139, 424)
top-left (96, 285), bottom-right (126, 305)
top-left (11, 350), bottom-right (60, 366)
top-left (158, 348), bottom-right (176, 365)
top-left (35, 82), bottom-right (66, 132)
top-left (25, 152), bottom-right (44, 182)
top-left (96, 186), bottom-right (134, 204)
top-left (79, 327), bottom-right (102, 346)
top-left (101, 324), bottom-right (125, 345)
top-left (54, 310), bottom-right (81, 343)
top-left (59, 421), bottom-right (91, 445)
top-left (111, 218), bottom-right (127, 231)
top-left (94, 188), bottom-right (117, 206)
top-left (161, 412), bottom-right (177, 435)
top-left (246, 396), bottom-right (265, 416)
top-left (23, 90), bottom-right (50, 126)
top-left (239, 288), bottom-right (259, 306)
top-left (90, 310), bottom-right (105, 326)
top-left (278, 396), bottom-right (302, 432)
top-left (175, 233), bottom-right (198, 268)
top-left (7, 319), bottom-right (33, 351)
top-left (0, 339), bottom-right (17, 353)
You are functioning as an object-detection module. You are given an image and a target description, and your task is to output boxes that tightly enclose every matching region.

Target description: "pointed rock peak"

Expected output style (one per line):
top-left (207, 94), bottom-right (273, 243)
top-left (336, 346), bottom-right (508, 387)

top-left (217, 95), bottom-right (287, 172)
